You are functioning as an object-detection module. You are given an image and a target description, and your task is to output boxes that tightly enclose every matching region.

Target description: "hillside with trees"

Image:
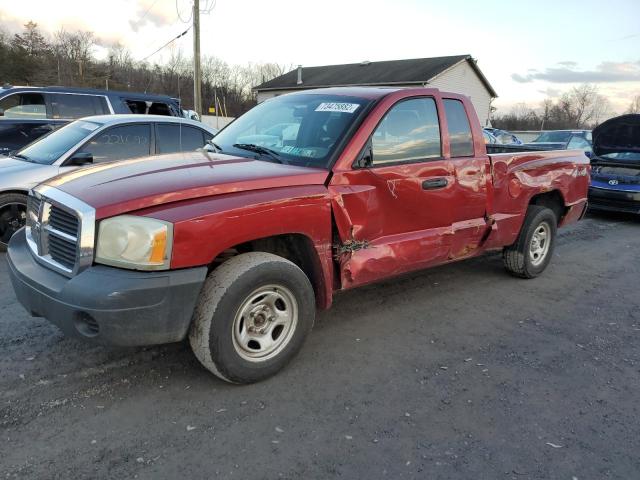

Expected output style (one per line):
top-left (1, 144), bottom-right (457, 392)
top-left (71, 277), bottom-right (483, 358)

top-left (492, 84), bottom-right (639, 131)
top-left (0, 21), bottom-right (288, 116)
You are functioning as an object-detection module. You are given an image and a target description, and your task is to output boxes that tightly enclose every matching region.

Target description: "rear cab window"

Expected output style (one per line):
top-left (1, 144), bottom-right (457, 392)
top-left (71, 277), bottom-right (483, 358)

top-left (443, 99), bottom-right (474, 157)
top-left (51, 94), bottom-right (109, 119)
top-left (370, 97), bottom-right (442, 165)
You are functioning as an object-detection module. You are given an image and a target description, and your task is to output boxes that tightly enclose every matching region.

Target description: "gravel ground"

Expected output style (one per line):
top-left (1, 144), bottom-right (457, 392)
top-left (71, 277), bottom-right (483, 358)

top-left (1, 212), bottom-right (639, 479)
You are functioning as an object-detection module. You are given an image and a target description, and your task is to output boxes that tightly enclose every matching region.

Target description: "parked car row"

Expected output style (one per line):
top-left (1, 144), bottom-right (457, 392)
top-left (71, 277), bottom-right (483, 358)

top-left (525, 129), bottom-right (593, 156)
top-left (0, 85), bottom-right (186, 155)
top-left (0, 82), bottom-right (637, 383)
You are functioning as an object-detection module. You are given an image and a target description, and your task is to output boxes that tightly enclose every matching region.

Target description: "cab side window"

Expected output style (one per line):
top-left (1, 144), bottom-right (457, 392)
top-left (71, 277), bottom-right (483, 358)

top-left (51, 94), bottom-right (109, 119)
top-left (79, 124), bottom-right (151, 163)
top-left (0, 93), bottom-right (46, 119)
top-left (443, 99), bottom-right (474, 157)
top-left (371, 97), bottom-right (441, 165)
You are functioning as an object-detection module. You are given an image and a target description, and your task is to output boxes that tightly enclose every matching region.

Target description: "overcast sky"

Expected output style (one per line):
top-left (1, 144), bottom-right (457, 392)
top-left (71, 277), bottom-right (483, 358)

top-left (1, 0), bottom-right (639, 114)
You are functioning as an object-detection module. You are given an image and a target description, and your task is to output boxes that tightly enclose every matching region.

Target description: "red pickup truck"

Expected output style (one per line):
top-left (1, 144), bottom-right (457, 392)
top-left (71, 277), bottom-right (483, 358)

top-left (7, 87), bottom-right (590, 383)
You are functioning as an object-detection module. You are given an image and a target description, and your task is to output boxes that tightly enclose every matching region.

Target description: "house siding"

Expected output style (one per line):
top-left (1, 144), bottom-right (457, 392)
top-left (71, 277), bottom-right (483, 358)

top-left (427, 61), bottom-right (492, 126)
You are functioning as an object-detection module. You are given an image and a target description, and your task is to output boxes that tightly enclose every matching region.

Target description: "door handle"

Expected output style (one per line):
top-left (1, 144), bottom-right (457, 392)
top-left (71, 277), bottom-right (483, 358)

top-left (422, 178), bottom-right (448, 190)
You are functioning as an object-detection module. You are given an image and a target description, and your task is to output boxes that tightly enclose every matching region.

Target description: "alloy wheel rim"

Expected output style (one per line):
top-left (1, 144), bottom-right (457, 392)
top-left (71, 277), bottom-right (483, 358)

top-left (0, 203), bottom-right (27, 245)
top-left (231, 284), bottom-right (298, 363)
top-left (529, 221), bottom-right (551, 266)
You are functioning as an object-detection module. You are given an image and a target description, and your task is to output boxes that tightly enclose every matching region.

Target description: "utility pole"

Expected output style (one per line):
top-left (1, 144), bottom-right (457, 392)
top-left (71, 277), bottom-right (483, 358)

top-left (192, 0), bottom-right (202, 116)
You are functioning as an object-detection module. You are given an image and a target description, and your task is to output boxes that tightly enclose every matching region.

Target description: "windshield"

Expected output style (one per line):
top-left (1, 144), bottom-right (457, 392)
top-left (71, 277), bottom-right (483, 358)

top-left (15, 120), bottom-right (101, 164)
top-left (213, 94), bottom-right (373, 168)
top-left (533, 131), bottom-right (573, 143)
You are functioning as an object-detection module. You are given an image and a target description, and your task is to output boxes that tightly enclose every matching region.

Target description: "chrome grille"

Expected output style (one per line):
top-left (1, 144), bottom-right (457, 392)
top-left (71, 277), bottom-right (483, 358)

top-left (25, 186), bottom-right (96, 277)
top-left (48, 234), bottom-right (77, 270)
top-left (49, 206), bottom-right (79, 237)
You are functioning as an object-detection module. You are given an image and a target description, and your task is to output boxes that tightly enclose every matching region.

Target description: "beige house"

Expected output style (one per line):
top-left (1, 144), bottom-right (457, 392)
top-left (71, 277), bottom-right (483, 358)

top-left (254, 55), bottom-right (497, 126)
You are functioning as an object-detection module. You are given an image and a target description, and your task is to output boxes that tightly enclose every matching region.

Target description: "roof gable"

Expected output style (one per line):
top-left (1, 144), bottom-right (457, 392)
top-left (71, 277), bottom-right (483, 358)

top-left (254, 55), bottom-right (496, 97)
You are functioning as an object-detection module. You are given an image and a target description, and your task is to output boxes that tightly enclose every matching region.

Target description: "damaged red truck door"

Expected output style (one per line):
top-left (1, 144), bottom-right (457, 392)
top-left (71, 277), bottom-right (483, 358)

top-left (331, 92), bottom-right (491, 288)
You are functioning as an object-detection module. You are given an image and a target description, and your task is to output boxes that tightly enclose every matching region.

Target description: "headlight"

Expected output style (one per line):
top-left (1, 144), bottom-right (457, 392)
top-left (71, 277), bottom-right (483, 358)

top-left (95, 216), bottom-right (173, 270)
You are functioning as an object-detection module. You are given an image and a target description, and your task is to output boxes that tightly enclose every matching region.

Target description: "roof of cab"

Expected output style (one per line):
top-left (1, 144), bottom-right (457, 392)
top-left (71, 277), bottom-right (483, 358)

top-left (0, 85), bottom-right (178, 102)
top-left (280, 86), bottom-right (409, 100)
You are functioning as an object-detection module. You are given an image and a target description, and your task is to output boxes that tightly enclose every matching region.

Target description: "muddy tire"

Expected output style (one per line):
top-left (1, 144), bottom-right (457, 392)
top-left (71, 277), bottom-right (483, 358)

top-left (503, 205), bottom-right (557, 279)
top-left (189, 252), bottom-right (315, 384)
top-left (0, 193), bottom-right (28, 252)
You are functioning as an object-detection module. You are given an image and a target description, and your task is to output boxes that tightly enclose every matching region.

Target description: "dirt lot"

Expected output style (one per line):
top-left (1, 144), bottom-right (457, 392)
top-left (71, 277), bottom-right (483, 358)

top-left (1, 212), bottom-right (639, 480)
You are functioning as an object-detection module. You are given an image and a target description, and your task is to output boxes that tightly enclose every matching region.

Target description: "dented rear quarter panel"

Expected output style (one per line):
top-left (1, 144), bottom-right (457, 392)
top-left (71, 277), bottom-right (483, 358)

top-left (483, 150), bottom-right (590, 249)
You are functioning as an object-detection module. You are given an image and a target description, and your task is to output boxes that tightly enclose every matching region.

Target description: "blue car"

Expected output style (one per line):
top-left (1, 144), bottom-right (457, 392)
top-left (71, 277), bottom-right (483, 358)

top-left (589, 114), bottom-right (640, 214)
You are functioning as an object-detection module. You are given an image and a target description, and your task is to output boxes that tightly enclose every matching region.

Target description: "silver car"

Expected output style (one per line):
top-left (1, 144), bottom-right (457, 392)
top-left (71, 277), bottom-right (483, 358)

top-left (0, 114), bottom-right (217, 250)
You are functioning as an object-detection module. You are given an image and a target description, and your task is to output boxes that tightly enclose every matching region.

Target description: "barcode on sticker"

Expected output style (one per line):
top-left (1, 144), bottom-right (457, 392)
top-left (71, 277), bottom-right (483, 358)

top-left (315, 102), bottom-right (360, 113)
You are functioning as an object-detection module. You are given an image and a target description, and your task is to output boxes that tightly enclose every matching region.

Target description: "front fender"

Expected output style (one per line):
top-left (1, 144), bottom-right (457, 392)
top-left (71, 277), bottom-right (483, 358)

top-left (135, 185), bottom-right (334, 307)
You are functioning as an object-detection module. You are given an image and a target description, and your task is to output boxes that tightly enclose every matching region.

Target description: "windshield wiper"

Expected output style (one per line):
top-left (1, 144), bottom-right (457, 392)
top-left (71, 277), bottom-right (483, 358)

top-left (233, 143), bottom-right (285, 164)
top-left (11, 153), bottom-right (33, 163)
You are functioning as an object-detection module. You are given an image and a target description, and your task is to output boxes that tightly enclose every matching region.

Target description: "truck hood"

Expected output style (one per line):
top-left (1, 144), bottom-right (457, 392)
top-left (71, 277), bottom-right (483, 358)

top-left (45, 151), bottom-right (330, 219)
top-left (592, 114), bottom-right (640, 158)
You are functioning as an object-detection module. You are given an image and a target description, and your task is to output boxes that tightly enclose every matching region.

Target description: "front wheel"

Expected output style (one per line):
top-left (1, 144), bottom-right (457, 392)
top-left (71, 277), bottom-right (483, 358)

top-left (503, 205), bottom-right (557, 279)
top-left (0, 193), bottom-right (28, 252)
top-left (189, 252), bottom-right (315, 384)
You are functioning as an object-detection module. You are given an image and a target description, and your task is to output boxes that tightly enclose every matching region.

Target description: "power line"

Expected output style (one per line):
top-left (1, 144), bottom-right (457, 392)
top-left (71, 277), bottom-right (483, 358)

top-left (140, 27), bottom-right (191, 62)
top-left (176, 0), bottom-right (193, 23)
top-left (137, 0), bottom-right (161, 25)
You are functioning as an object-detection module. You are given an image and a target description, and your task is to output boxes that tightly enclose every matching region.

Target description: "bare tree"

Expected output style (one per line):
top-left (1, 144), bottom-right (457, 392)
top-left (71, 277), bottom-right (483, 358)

top-left (558, 84), bottom-right (610, 128)
top-left (53, 29), bottom-right (95, 83)
top-left (626, 94), bottom-right (640, 114)
top-left (0, 21), bottom-right (288, 114)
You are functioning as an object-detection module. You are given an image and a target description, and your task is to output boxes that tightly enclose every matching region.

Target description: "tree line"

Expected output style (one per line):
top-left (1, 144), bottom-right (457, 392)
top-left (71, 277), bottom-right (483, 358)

top-left (0, 21), bottom-right (289, 117)
top-left (492, 84), bottom-right (640, 131)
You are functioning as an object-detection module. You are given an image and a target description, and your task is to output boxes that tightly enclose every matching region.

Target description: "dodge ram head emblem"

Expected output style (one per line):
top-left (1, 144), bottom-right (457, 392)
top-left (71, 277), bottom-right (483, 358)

top-left (608, 179), bottom-right (619, 186)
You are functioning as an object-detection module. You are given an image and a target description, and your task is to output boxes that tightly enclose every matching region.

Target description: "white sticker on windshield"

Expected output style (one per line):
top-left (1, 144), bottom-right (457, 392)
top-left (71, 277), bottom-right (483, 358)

top-left (315, 102), bottom-right (360, 114)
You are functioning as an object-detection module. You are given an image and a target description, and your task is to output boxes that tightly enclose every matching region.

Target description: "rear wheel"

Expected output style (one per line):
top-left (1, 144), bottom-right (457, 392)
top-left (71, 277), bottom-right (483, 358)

top-left (503, 205), bottom-right (557, 278)
top-left (0, 193), bottom-right (28, 252)
top-left (189, 252), bottom-right (315, 384)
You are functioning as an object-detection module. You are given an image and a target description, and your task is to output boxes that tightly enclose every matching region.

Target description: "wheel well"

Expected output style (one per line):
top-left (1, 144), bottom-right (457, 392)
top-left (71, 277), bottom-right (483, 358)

top-left (210, 234), bottom-right (327, 309)
top-left (529, 190), bottom-right (566, 221)
top-left (0, 189), bottom-right (29, 198)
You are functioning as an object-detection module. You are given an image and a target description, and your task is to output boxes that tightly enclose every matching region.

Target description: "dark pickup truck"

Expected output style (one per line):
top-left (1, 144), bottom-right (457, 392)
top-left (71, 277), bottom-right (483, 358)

top-left (7, 87), bottom-right (590, 383)
top-left (0, 86), bottom-right (182, 154)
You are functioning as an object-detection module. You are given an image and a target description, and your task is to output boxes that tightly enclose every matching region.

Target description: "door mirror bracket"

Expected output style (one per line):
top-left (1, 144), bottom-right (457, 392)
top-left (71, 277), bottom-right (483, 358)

top-left (66, 152), bottom-right (94, 166)
top-left (354, 144), bottom-right (373, 169)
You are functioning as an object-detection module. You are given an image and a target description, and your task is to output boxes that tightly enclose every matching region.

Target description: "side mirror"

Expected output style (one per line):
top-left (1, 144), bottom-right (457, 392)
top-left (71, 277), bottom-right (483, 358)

top-left (0, 108), bottom-right (4, 117)
top-left (66, 152), bottom-right (94, 166)
top-left (355, 144), bottom-right (373, 169)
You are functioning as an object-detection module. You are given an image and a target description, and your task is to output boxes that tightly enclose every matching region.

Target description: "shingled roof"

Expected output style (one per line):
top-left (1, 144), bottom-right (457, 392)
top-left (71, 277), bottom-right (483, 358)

top-left (254, 55), bottom-right (497, 97)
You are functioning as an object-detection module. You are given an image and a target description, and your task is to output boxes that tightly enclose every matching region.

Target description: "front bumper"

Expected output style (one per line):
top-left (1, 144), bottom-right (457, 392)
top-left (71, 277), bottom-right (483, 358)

top-left (7, 229), bottom-right (207, 346)
top-left (588, 186), bottom-right (640, 214)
